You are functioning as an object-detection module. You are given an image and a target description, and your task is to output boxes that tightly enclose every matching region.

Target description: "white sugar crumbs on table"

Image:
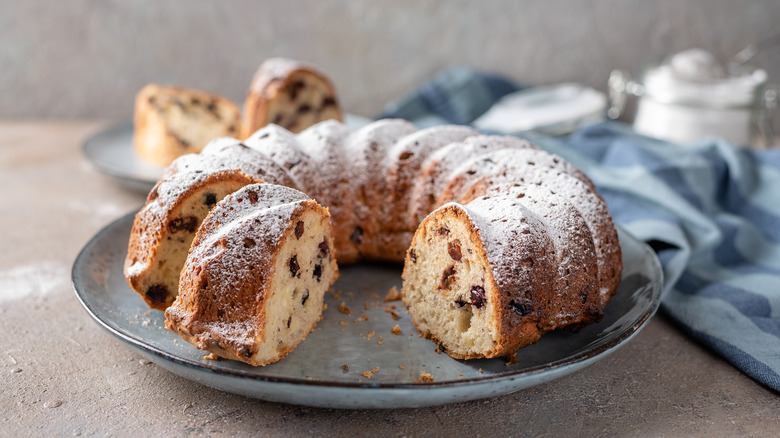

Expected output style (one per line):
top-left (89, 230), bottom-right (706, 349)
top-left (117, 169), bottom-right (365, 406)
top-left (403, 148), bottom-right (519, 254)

top-left (0, 261), bottom-right (69, 302)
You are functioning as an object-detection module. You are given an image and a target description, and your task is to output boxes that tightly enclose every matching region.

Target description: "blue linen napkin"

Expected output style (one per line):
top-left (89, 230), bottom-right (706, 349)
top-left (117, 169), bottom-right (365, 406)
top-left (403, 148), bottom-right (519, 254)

top-left (380, 67), bottom-right (780, 393)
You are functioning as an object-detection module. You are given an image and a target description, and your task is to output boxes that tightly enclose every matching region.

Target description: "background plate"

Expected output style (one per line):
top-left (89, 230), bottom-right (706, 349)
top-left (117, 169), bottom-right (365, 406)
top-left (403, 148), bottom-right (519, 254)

top-left (83, 115), bottom-right (373, 192)
top-left (72, 212), bottom-right (663, 409)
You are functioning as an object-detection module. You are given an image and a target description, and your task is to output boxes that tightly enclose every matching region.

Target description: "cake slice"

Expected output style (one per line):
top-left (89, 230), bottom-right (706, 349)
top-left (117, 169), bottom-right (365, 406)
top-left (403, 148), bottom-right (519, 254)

top-left (241, 58), bottom-right (343, 138)
top-left (165, 184), bottom-right (338, 366)
top-left (133, 84), bottom-right (241, 167)
top-left (401, 198), bottom-right (557, 359)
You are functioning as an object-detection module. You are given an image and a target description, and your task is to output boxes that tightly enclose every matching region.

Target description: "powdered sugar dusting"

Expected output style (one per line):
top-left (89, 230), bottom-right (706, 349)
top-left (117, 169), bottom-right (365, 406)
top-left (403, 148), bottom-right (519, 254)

top-left (0, 260), bottom-right (69, 302)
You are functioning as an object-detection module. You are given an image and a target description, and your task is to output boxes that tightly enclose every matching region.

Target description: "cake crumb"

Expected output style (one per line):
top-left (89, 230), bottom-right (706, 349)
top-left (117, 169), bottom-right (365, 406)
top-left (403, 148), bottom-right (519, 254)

top-left (338, 302), bottom-right (351, 315)
top-left (340, 321), bottom-right (350, 327)
top-left (459, 373), bottom-right (463, 377)
top-left (399, 365), bottom-right (405, 370)
top-left (370, 293), bottom-right (380, 300)
top-left (414, 371), bottom-right (435, 383)
top-left (362, 367), bottom-right (380, 378)
top-left (478, 368), bottom-right (483, 374)
top-left (342, 364), bottom-right (349, 372)
top-left (364, 286), bottom-right (370, 291)
top-left (321, 303), bottom-right (328, 311)
top-left (366, 331), bottom-right (376, 339)
top-left (333, 293), bottom-right (341, 300)
top-left (505, 353), bottom-right (519, 365)
top-left (204, 353), bottom-right (220, 361)
top-left (384, 308), bottom-right (400, 320)
top-left (391, 324), bottom-right (401, 335)
top-left (363, 302), bottom-right (369, 311)
top-left (354, 314), bottom-right (368, 323)
top-left (377, 337), bottom-right (383, 345)
top-left (384, 286), bottom-right (402, 302)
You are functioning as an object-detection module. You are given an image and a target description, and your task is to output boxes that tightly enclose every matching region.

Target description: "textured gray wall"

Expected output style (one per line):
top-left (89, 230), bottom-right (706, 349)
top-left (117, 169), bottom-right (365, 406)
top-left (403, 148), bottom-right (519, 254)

top-left (2, 0), bottom-right (780, 119)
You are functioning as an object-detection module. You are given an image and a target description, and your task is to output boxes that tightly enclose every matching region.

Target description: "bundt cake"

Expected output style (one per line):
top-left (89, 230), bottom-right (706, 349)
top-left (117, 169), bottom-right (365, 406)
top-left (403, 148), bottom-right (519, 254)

top-left (124, 119), bottom-right (622, 365)
top-left (165, 183), bottom-right (337, 366)
top-left (241, 58), bottom-right (344, 138)
top-left (133, 84), bottom-right (242, 167)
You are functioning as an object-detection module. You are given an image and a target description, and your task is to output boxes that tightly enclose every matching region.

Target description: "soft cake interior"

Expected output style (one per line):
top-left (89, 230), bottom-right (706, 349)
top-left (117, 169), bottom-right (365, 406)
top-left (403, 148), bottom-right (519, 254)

top-left (131, 180), bottom-right (247, 308)
top-left (142, 91), bottom-right (239, 155)
top-left (265, 72), bottom-right (341, 133)
top-left (402, 210), bottom-right (498, 358)
top-left (251, 209), bottom-right (337, 364)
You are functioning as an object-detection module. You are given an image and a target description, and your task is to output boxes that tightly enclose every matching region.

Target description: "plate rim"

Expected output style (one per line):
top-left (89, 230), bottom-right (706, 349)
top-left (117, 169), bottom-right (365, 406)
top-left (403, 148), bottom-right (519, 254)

top-left (72, 211), bottom-right (663, 392)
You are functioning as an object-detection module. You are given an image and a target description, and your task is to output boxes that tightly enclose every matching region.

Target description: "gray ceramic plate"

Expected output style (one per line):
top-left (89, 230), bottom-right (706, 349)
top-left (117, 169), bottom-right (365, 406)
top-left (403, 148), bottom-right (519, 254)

top-left (83, 115), bottom-right (373, 192)
top-left (72, 212), bottom-right (663, 409)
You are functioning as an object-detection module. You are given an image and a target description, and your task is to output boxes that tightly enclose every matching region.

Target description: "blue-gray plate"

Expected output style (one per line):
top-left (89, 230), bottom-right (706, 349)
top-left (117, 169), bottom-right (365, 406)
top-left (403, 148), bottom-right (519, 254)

top-left (72, 212), bottom-right (662, 409)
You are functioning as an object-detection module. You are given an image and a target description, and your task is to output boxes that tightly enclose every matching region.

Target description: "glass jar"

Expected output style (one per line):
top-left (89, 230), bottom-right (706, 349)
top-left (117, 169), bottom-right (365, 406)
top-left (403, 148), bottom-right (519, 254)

top-left (608, 50), bottom-right (775, 147)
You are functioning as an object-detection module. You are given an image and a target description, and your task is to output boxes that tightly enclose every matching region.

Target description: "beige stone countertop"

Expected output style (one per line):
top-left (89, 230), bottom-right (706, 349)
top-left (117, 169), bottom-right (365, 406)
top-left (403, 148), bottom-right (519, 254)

top-left (2, 121), bottom-right (779, 437)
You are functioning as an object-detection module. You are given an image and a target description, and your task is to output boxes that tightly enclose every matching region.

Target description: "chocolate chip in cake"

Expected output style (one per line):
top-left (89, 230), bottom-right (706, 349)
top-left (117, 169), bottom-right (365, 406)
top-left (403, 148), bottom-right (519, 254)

top-left (207, 101), bottom-right (217, 112)
top-left (448, 239), bottom-right (462, 262)
top-left (454, 298), bottom-right (468, 309)
top-left (399, 151), bottom-right (413, 160)
top-left (204, 192), bottom-right (217, 206)
top-left (322, 97), bottom-right (336, 107)
top-left (243, 237), bottom-right (256, 248)
top-left (409, 248), bottom-right (417, 263)
top-left (289, 255), bottom-right (300, 277)
top-left (313, 265), bottom-right (322, 282)
top-left (191, 97), bottom-right (201, 105)
top-left (273, 114), bottom-right (284, 125)
top-left (301, 290), bottom-right (310, 306)
top-left (168, 216), bottom-right (198, 233)
top-left (295, 221), bottom-right (304, 239)
top-left (146, 284), bottom-right (168, 304)
top-left (228, 125), bottom-right (237, 133)
top-left (509, 299), bottom-right (531, 316)
top-left (436, 227), bottom-right (450, 236)
top-left (350, 227), bottom-right (363, 244)
top-left (238, 346), bottom-right (252, 358)
top-left (287, 316), bottom-right (292, 328)
top-left (470, 285), bottom-right (486, 309)
top-left (247, 190), bottom-right (259, 204)
top-left (318, 240), bottom-right (330, 258)
top-left (439, 265), bottom-right (457, 290)
top-left (298, 104), bottom-right (312, 114)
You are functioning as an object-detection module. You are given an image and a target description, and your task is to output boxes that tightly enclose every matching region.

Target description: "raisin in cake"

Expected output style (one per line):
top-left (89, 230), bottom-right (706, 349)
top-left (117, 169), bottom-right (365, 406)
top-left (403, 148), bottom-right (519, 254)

top-left (133, 84), bottom-right (241, 167)
top-left (241, 58), bottom-right (343, 138)
top-left (165, 184), bottom-right (337, 366)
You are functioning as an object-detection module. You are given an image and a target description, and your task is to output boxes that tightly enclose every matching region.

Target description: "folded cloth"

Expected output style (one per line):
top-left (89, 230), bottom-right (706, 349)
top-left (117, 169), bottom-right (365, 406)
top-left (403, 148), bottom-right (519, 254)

top-left (380, 67), bottom-right (780, 393)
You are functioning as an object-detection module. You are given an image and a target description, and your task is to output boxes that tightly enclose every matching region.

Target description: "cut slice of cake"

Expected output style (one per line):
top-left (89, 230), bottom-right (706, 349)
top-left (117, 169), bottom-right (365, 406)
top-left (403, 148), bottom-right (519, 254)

top-left (133, 83), bottom-right (242, 167)
top-left (165, 183), bottom-right (338, 366)
top-left (241, 58), bottom-right (343, 138)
